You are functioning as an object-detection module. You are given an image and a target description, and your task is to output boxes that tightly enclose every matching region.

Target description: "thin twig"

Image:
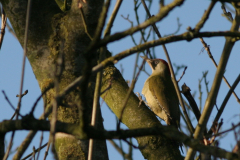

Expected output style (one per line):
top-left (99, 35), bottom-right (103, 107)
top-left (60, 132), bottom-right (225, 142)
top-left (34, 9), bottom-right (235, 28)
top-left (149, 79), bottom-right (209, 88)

top-left (132, 1), bottom-right (153, 75)
top-left (6, 22), bottom-right (17, 39)
top-left (198, 76), bottom-right (203, 111)
top-left (127, 138), bottom-right (133, 160)
top-left (91, 0), bottom-right (111, 44)
top-left (208, 74), bottom-right (240, 135)
top-left (36, 131), bottom-right (44, 160)
top-left (104, 0), bottom-right (123, 37)
top-left (3, 1), bottom-right (32, 159)
top-left (16, 89), bottom-right (28, 98)
top-left (199, 37), bottom-right (240, 103)
top-left (121, 13), bottom-right (152, 79)
top-left (108, 140), bottom-right (127, 159)
top-left (88, 47), bottom-right (105, 160)
top-left (122, 139), bottom-right (141, 149)
top-left (163, 18), bottom-right (182, 37)
top-left (177, 66), bottom-right (187, 82)
top-left (2, 91), bottom-right (23, 118)
top-left (21, 142), bottom-right (48, 160)
top-left (194, 1), bottom-right (216, 32)
top-left (43, 142), bottom-right (50, 160)
top-left (87, 0), bottom-right (111, 159)
top-left (13, 102), bottom-right (53, 159)
top-left (89, 0), bottom-right (185, 50)
top-left (31, 146), bottom-right (36, 160)
top-left (30, 83), bottom-right (54, 115)
top-left (16, 0), bottom-right (32, 119)
top-left (206, 122), bottom-right (240, 140)
top-left (79, 7), bottom-right (93, 40)
top-left (221, 4), bottom-right (233, 22)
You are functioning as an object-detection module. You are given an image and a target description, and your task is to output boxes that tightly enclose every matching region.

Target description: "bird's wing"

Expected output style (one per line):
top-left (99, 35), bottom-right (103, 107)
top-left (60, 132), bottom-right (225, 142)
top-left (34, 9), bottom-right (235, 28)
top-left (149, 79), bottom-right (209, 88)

top-left (148, 75), bottom-right (180, 126)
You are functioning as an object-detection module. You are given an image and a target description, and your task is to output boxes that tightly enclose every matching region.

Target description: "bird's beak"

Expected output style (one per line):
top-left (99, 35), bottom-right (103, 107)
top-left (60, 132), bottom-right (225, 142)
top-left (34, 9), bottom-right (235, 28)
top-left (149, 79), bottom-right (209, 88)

top-left (140, 56), bottom-right (153, 66)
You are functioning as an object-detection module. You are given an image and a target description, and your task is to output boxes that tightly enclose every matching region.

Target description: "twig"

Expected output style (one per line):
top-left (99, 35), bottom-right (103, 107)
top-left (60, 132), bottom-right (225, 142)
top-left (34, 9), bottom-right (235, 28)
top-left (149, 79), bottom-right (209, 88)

top-left (133, 0), bottom-right (154, 74)
top-left (121, 13), bottom-right (152, 79)
top-left (21, 142), bottom-right (48, 160)
top-left (13, 103), bottom-right (53, 159)
top-left (177, 66), bottom-right (187, 82)
top-left (87, 0), bottom-right (111, 159)
top-left (91, 0), bottom-right (185, 50)
top-left (43, 142), bottom-right (50, 160)
top-left (2, 91), bottom-right (23, 118)
top-left (30, 83), bottom-right (54, 115)
top-left (181, 84), bottom-right (201, 121)
top-left (108, 140), bottom-right (127, 159)
top-left (202, 71), bottom-right (209, 95)
top-left (204, 119), bottom-right (223, 145)
top-left (104, 0), bottom-right (123, 37)
top-left (127, 138), bottom-right (133, 160)
top-left (122, 139), bottom-right (142, 149)
top-left (36, 131), bottom-right (44, 160)
top-left (221, 4), bottom-right (233, 22)
top-left (79, 7), bottom-right (93, 40)
top-left (6, 22), bottom-right (17, 39)
top-left (16, 89), bottom-right (28, 98)
top-left (136, 92), bottom-right (143, 107)
top-left (208, 74), bottom-right (240, 135)
top-left (3, 1), bottom-right (32, 159)
top-left (199, 37), bottom-right (240, 103)
top-left (88, 47), bottom-right (105, 160)
top-left (194, 1), bottom-right (216, 32)
top-left (91, 0), bottom-right (111, 44)
top-left (201, 71), bottom-right (220, 111)
top-left (163, 18), bottom-right (182, 37)
top-left (206, 122), bottom-right (240, 140)
top-left (198, 76), bottom-right (203, 111)
top-left (31, 146), bottom-right (36, 160)
top-left (16, 0), bottom-right (32, 119)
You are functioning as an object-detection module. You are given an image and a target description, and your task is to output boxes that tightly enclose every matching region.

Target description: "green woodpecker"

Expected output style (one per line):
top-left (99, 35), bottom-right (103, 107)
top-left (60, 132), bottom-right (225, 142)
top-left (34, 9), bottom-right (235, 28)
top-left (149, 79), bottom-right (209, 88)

top-left (141, 56), bottom-right (180, 129)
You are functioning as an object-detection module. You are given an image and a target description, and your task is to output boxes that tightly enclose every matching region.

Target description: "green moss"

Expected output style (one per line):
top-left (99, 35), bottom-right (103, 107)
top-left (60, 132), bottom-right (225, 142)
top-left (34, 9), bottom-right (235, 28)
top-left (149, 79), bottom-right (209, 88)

top-left (55, 137), bottom-right (85, 160)
top-left (48, 13), bottom-right (67, 62)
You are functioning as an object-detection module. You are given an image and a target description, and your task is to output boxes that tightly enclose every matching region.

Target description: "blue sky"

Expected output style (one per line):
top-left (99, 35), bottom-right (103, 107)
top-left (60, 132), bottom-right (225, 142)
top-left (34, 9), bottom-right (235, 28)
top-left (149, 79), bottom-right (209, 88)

top-left (0, 0), bottom-right (240, 159)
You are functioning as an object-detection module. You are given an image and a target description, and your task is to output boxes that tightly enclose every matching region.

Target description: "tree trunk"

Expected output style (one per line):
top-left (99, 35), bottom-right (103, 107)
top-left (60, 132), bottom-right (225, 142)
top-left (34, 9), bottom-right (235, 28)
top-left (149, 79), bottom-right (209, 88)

top-left (1, 0), bottom-right (108, 159)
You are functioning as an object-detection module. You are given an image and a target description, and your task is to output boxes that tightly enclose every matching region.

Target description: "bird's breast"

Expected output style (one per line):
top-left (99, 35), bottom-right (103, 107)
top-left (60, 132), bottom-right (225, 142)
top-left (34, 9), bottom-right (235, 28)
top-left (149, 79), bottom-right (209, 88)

top-left (142, 79), bottom-right (162, 114)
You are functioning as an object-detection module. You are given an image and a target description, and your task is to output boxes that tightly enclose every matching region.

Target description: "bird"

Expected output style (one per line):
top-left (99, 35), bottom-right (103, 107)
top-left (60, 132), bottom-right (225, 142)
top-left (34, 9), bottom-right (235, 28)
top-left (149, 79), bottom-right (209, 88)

top-left (141, 56), bottom-right (180, 129)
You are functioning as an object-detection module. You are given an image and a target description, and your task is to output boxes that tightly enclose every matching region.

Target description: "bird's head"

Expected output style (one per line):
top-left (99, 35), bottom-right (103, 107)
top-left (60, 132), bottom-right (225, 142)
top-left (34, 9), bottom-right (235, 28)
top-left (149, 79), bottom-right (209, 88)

top-left (140, 56), bottom-right (170, 76)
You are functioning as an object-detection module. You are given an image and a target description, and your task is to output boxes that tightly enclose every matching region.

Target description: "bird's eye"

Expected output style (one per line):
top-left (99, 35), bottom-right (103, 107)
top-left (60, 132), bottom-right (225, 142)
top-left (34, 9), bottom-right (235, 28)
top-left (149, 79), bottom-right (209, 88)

top-left (155, 61), bottom-right (159, 65)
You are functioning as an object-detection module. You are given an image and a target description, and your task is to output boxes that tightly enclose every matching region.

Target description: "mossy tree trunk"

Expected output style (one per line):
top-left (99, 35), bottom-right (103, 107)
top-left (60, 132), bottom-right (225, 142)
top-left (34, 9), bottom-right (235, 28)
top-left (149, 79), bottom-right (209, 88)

top-left (1, 0), bottom-right (108, 159)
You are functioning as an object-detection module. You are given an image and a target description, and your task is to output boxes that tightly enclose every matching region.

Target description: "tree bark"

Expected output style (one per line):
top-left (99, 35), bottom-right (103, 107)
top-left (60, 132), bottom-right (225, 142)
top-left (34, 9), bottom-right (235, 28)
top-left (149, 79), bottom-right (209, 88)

top-left (101, 65), bottom-right (183, 160)
top-left (1, 0), bottom-right (108, 159)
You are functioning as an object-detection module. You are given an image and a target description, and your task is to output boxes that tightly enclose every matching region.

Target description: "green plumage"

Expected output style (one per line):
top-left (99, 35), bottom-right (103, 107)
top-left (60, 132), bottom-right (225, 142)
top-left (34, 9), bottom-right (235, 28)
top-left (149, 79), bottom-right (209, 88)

top-left (147, 74), bottom-right (180, 128)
